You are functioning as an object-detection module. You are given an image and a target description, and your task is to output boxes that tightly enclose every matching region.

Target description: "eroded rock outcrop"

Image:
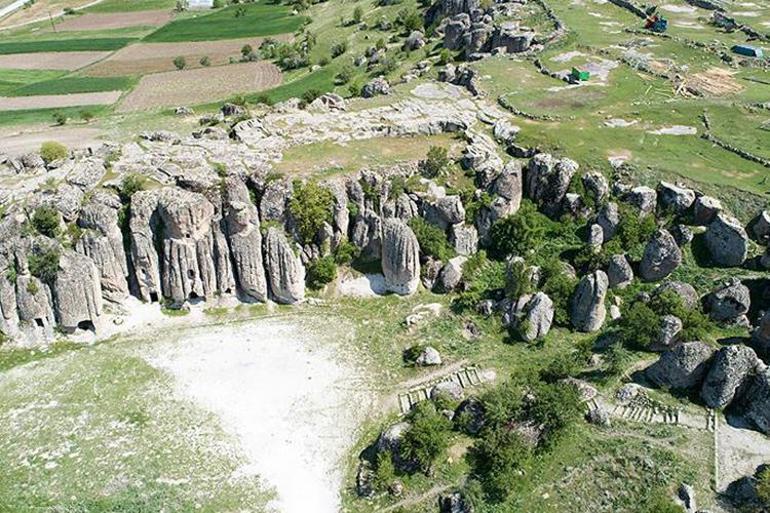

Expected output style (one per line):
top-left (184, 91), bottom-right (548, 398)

top-left (646, 341), bottom-right (714, 390)
top-left (52, 250), bottom-right (102, 332)
top-left (224, 178), bottom-right (268, 302)
top-left (381, 219), bottom-right (421, 295)
top-left (639, 229), bottom-right (682, 282)
top-left (701, 345), bottom-right (761, 409)
top-left (263, 227), bottom-right (305, 304)
top-left (705, 213), bottom-right (748, 267)
top-left (525, 153), bottom-right (577, 217)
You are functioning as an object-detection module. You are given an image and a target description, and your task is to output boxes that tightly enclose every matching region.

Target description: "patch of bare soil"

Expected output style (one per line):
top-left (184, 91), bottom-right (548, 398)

top-left (116, 61), bottom-right (281, 112)
top-left (717, 418), bottom-right (770, 491)
top-left (686, 67), bottom-right (744, 97)
top-left (0, 51), bottom-right (110, 70)
top-left (83, 34), bottom-right (291, 77)
top-left (0, 90), bottom-right (122, 110)
top-left (54, 9), bottom-right (172, 31)
top-left (0, 124), bottom-right (103, 157)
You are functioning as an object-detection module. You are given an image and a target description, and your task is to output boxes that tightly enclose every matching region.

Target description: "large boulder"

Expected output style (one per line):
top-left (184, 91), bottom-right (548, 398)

top-left (646, 341), bottom-right (715, 390)
top-left (424, 195), bottom-right (465, 230)
top-left (362, 76), bottom-right (391, 97)
top-left (624, 186), bottom-right (657, 216)
top-left (596, 202), bottom-right (620, 241)
top-left (52, 250), bottom-right (103, 332)
top-left (657, 181), bottom-right (695, 214)
top-left (751, 210), bottom-right (770, 244)
top-left (582, 172), bottom-right (609, 204)
top-left (571, 270), bottom-right (608, 332)
top-left (704, 213), bottom-right (748, 267)
top-left (263, 227), bottom-right (305, 304)
top-left (511, 292), bottom-right (554, 341)
top-left (639, 229), bottom-right (682, 282)
top-left (705, 278), bottom-right (750, 323)
top-left (693, 195), bottom-right (722, 225)
top-left (701, 345), bottom-right (761, 409)
top-left (525, 153), bottom-right (578, 217)
top-left (741, 368), bottom-right (770, 434)
top-left (751, 310), bottom-right (770, 355)
top-left (491, 160), bottom-right (523, 214)
top-left (381, 218), bottom-right (421, 295)
top-left (435, 256), bottom-right (466, 293)
top-left (607, 254), bottom-right (633, 289)
top-left (655, 281), bottom-right (700, 309)
top-left (449, 223), bottom-right (478, 256)
top-left (438, 492), bottom-right (473, 513)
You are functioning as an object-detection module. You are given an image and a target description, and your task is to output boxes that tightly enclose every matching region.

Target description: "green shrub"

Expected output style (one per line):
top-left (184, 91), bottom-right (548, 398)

top-left (616, 205), bottom-right (657, 258)
top-left (31, 206), bottom-right (60, 239)
top-left (39, 141), bottom-right (67, 164)
top-left (301, 88), bottom-right (322, 105)
top-left (421, 145), bottom-right (449, 178)
top-left (173, 56), bottom-right (186, 70)
top-left (118, 173), bottom-right (147, 203)
top-left (470, 424), bottom-right (531, 502)
top-left (79, 110), bottom-right (95, 122)
top-left (28, 247), bottom-right (60, 284)
top-left (334, 64), bottom-right (354, 84)
top-left (757, 467), bottom-right (770, 507)
top-left (330, 40), bottom-right (348, 57)
top-left (306, 255), bottom-right (337, 289)
top-left (52, 111), bottom-right (67, 126)
top-left (604, 342), bottom-right (633, 377)
top-left (539, 258), bottom-right (577, 326)
top-left (352, 5), bottom-right (363, 23)
top-left (408, 217), bottom-right (454, 261)
top-left (488, 201), bottom-right (547, 259)
top-left (453, 250), bottom-right (505, 311)
top-left (372, 452), bottom-right (396, 491)
top-left (528, 381), bottom-right (581, 443)
top-left (289, 180), bottom-right (334, 244)
top-left (399, 401), bottom-right (452, 474)
top-left (200, 55), bottom-right (211, 66)
top-left (505, 258), bottom-right (534, 299)
top-left (402, 343), bottom-right (426, 364)
top-left (334, 240), bottom-right (359, 265)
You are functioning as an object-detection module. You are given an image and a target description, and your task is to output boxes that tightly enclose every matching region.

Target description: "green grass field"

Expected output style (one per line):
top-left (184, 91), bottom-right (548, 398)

top-left (0, 105), bottom-right (109, 127)
top-left (0, 69), bottom-right (65, 95)
top-left (7, 76), bottom-right (136, 96)
top-left (0, 37), bottom-right (136, 54)
top-left (143, 3), bottom-right (306, 42)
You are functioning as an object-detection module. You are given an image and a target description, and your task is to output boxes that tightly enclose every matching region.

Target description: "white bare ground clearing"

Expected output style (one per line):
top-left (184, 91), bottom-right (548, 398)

top-left (337, 273), bottom-right (387, 297)
top-left (0, 51), bottom-right (110, 70)
top-left (146, 317), bottom-right (375, 513)
top-left (0, 90), bottom-right (122, 110)
top-left (0, 125), bottom-right (103, 158)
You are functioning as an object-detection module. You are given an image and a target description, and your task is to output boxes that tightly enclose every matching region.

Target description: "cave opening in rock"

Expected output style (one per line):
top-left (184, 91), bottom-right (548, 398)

top-left (34, 318), bottom-right (44, 327)
top-left (150, 292), bottom-right (159, 303)
top-left (77, 320), bottom-right (95, 332)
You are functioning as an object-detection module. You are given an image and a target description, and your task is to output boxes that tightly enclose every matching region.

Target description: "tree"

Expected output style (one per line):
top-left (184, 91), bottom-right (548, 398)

top-left (470, 426), bottom-right (531, 502)
top-left (421, 145), bottom-right (450, 178)
top-left (402, 10), bottom-right (422, 31)
top-left (119, 173), bottom-right (147, 204)
top-left (408, 217), bottom-right (454, 261)
top-left (307, 255), bottom-right (337, 289)
top-left (39, 141), bottom-right (67, 164)
top-left (173, 56), bottom-right (187, 70)
top-left (334, 64), bottom-right (354, 84)
top-left (31, 206), bottom-right (61, 239)
top-left (617, 300), bottom-right (660, 350)
top-left (488, 202), bottom-right (547, 259)
top-left (756, 467), bottom-right (770, 507)
top-left (28, 247), bottom-right (60, 284)
top-left (289, 180), bottom-right (335, 244)
top-left (199, 55), bottom-right (211, 67)
top-left (399, 401), bottom-right (451, 474)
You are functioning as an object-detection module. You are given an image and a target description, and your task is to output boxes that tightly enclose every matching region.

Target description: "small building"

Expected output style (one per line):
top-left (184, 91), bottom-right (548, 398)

top-left (732, 45), bottom-right (764, 58)
top-left (571, 67), bottom-right (590, 81)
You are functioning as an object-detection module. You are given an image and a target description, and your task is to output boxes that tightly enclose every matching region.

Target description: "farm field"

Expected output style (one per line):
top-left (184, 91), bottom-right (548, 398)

top-left (117, 60), bottom-right (282, 111)
top-left (53, 9), bottom-right (173, 31)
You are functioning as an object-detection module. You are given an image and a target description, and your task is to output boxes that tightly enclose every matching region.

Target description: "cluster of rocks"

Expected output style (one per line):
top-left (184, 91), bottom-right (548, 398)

top-left (426, 0), bottom-right (535, 60)
top-left (646, 341), bottom-right (770, 433)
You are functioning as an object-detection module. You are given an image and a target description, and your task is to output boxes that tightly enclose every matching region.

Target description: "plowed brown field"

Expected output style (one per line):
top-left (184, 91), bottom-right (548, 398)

top-left (55, 9), bottom-right (172, 31)
top-left (0, 51), bottom-right (110, 70)
top-left (83, 34), bottom-right (292, 76)
top-left (116, 61), bottom-right (281, 112)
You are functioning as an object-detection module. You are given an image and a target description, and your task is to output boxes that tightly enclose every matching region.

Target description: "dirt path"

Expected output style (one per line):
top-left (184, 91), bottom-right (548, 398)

top-left (716, 418), bottom-right (770, 492)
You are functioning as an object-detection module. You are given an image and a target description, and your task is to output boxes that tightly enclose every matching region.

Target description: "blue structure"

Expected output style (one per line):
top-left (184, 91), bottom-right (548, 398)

top-left (732, 45), bottom-right (764, 58)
